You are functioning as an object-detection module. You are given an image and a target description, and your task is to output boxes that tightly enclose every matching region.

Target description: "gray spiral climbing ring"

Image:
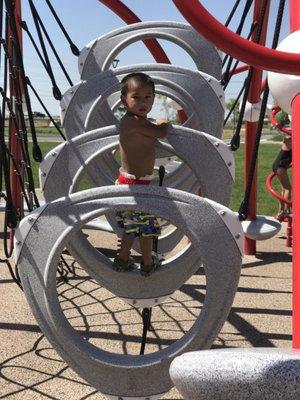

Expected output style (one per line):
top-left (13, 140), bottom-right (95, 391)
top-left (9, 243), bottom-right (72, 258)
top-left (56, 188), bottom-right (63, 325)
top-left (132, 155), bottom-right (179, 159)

top-left (15, 186), bottom-right (242, 399)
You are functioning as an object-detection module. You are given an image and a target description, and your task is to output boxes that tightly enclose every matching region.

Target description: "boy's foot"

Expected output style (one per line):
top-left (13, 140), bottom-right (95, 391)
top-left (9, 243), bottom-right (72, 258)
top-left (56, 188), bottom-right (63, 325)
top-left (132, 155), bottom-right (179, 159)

top-left (140, 255), bottom-right (162, 277)
top-left (113, 256), bottom-right (135, 272)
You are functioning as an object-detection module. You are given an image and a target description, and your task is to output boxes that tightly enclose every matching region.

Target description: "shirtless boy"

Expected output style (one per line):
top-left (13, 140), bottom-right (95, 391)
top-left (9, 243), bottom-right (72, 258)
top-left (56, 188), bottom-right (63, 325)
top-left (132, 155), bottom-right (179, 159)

top-left (113, 72), bottom-right (170, 276)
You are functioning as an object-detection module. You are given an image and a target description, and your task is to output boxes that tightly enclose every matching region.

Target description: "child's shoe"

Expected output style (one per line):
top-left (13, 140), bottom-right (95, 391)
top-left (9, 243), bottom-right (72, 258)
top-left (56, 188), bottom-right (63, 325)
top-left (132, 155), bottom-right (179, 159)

top-left (113, 256), bottom-right (135, 272)
top-left (140, 253), bottom-right (162, 277)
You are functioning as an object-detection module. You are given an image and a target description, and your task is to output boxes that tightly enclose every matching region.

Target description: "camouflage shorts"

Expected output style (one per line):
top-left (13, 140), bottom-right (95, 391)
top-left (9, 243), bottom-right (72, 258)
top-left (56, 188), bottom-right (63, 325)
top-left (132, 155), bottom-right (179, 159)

top-left (116, 210), bottom-right (161, 238)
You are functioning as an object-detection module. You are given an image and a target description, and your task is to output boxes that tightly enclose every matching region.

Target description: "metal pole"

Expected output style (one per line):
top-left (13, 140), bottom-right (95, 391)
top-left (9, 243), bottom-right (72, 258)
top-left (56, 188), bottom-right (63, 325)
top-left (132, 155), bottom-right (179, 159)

top-left (8, 0), bottom-right (23, 226)
top-left (244, 0), bottom-right (270, 255)
top-left (290, 0), bottom-right (300, 349)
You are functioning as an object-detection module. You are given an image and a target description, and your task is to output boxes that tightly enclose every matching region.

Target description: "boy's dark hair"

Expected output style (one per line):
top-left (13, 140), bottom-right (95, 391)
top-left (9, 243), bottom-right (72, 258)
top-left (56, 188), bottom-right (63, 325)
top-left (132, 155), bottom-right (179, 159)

top-left (121, 72), bottom-right (155, 96)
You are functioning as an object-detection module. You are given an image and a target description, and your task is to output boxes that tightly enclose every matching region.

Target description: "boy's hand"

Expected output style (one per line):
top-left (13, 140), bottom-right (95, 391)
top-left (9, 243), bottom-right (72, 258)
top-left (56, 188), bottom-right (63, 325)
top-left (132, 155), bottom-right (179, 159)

top-left (156, 118), bottom-right (169, 125)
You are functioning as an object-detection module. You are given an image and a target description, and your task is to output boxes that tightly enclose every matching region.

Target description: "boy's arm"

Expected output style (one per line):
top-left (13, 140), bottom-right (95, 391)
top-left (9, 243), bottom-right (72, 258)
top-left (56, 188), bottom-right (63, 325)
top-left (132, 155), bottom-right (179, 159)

top-left (122, 116), bottom-right (170, 139)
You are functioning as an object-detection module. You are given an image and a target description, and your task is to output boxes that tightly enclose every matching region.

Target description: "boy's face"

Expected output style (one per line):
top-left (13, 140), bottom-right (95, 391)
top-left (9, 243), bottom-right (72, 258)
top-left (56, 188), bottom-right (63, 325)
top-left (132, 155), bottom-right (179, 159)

top-left (121, 80), bottom-right (155, 117)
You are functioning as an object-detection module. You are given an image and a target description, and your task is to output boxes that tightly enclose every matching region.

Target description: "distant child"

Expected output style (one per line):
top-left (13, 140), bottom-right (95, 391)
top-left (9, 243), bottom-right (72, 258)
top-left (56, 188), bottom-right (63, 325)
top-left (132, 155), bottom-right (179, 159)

top-left (113, 72), bottom-right (170, 276)
top-left (272, 135), bottom-right (292, 221)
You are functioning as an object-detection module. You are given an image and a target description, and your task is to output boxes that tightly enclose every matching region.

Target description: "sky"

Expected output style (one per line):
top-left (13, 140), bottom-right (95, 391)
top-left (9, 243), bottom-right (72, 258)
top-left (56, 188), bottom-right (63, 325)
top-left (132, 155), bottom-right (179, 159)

top-left (16, 0), bottom-right (291, 116)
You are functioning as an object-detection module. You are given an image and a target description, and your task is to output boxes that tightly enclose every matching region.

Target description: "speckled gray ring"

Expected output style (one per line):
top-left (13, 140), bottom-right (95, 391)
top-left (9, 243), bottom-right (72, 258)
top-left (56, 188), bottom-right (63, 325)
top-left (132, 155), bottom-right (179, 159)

top-left (58, 64), bottom-right (224, 244)
top-left (170, 348), bottom-right (300, 400)
top-left (75, 22), bottom-right (222, 198)
top-left (40, 127), bottom-right (200, 254)
top-left (78, 21), bottom-right (221, 80)
top-left (15, 186), bottom-right (242, 399)
top-left (60, 64), bottom-right (224, 139)
top-left (59, 64), bottom-right (225, 210)
top-left (40, 125), bottom-right (234, 257)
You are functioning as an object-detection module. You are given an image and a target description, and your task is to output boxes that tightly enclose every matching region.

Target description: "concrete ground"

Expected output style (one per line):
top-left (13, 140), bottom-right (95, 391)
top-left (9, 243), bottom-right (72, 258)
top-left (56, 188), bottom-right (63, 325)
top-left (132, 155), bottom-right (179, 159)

top-left (0, 216), bottom-right (292, 399)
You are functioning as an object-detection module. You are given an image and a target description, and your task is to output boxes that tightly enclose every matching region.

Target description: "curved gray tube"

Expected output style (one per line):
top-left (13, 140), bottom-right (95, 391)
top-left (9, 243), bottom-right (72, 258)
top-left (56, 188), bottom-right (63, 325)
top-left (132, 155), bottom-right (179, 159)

top-left (79, 21), bottom-right (222, 79)
top-left (15, 186), bottom-right (242, 399)
top-left (40, 125), bottom-right (234, 255)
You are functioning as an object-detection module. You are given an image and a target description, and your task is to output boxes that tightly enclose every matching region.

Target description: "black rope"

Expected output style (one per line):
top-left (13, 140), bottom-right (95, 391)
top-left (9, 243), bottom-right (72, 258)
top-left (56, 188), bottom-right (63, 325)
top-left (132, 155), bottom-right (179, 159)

top-left (25, 76), bottom-right (66, 140)
top-left (44, 0), bottom-right (79, 56)
top-left (238, 0), bottom-right (286, 221)
top-left (139, 308), bottom-right (152, 355)
top-left (3, 1), bottom-right (41, 214)
top-left (0, 18), bottom-right (18, 231)
top-left (0, 84), bottom-right (39, 210)
top-left (222, 0), bottom-right (253, 78)
top-left (0, 87), bottom-right (38, 214)
top-left (222, 0), bottom-right (254, 69)
top-left (20, 20), bottom-right (53, 75)
top-left (225, 0), bottom-right (243, 27)
top-left (224, 81), bottom-right (246, 130)
top-left (27, 0), bottom-right (61, 100)
top-left (4, 0), bottom-right (42, 163)
top-left (229, 0), bottom-right (270, 151)
top-left (222, 21), bottom-right (257, 90)
top-left (0, 256), bottom-right (22, 289)
top-left (27, 10), bottom-right (74, 87)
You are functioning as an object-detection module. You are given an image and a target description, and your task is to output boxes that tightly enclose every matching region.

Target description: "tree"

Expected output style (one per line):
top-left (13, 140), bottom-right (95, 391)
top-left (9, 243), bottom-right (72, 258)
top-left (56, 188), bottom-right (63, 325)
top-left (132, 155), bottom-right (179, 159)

top-left (33, 111), bottom-right (46, 118)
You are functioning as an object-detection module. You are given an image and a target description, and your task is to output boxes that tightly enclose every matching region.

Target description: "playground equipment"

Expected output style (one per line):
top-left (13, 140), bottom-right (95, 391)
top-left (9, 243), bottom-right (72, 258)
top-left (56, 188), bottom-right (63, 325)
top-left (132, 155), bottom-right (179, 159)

top-left (15, 186), bottom-right (242, 398)
top-left (167, 1), bottom-right (300, 399)
top-left (268, 30), bottom-right (300, 115)
top-left (0, 0), bottom-right (297, 398)
top-left (13, 18), bottom-right (243, 399)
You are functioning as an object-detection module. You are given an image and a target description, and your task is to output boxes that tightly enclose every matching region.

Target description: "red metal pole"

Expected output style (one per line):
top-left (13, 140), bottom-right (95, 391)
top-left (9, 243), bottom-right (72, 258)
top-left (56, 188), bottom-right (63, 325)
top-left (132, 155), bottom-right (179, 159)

top-left (290, 0), bottom-right (300, 349)
top-left (173, 0), bottom-right (300, 74)
top-left (244, 0), bottom-right (270, 255)
top-left (8, 0), bottom-right (23, 225)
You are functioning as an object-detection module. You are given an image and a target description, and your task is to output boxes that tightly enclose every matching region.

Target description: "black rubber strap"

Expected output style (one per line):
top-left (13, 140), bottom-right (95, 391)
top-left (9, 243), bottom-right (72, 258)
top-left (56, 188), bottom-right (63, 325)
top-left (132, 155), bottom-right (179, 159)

top-left (4, 1), bottom-right (43, 162)
top-left (238, 0), bottom-right (286, 220)
top-left (229, 0), bottom-right (270, 151)
top-left (25, 76), bottom-right (66, 140)
top-left (44, 0), bottom-right (80, 56)
top-left (30, 10), bottom-right (74, 87)
top-left (28, 0), bottom-right (61, 99)
top-left (222, 0), bottom-right (254, 69)
top-left (222, 21), bottom-right (258, 90)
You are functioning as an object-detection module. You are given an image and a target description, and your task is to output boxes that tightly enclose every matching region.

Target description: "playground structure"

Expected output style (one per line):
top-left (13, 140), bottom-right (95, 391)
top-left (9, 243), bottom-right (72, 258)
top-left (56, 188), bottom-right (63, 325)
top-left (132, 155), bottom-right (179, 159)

top-left (266, 104), bottom-right (292, 247)
top-left (0, 0), bottom-right (299, 399)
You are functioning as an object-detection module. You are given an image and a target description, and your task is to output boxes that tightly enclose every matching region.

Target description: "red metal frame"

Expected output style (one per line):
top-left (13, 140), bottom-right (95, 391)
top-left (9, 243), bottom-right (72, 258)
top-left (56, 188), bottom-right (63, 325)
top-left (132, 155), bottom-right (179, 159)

top-left (266, 170), bottom-right (292, 206)
top-left (244, 0), bottom-right (270, 254)
top-left (270, 105), bottom-right (292, 135)
top-left (98, 0), bottom-right (170, 63)
top-left (173, 0), bottom-right (300, 74)
top-left (265, 170), bottom-right (293, 247)
top-left (290, 0), bottom-right (300, 350)
top-left (229, 63), bottom-right (249, 76)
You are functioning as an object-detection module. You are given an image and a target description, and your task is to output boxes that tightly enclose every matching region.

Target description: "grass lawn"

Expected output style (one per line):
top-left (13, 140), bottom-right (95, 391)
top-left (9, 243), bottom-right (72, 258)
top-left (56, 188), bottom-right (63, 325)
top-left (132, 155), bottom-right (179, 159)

top-left (28, 141), bottom-right (286, 217)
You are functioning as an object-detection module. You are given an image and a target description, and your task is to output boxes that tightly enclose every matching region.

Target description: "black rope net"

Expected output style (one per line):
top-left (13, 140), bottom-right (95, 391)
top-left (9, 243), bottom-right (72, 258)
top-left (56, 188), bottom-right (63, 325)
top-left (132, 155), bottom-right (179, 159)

top-left (0, 0), bottom-right (79, 286)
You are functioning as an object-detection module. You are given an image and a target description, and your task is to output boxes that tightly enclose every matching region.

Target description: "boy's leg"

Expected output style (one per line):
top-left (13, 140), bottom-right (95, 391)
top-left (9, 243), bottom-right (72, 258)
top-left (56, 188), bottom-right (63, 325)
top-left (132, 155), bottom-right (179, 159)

top-left (277, 168), bottom-right (292, 213)
top-left (118, 232), bottom-right (135, 262)
top-left (139, 236), bottom-right (153, 266)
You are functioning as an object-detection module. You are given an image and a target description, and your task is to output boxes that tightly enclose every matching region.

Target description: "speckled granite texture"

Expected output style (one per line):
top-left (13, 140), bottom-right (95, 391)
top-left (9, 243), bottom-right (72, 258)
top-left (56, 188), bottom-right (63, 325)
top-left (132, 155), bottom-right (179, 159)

top-left (15, 186), bottom-right (242, 398)
top-left (170, 348), bottom-right (300, 400)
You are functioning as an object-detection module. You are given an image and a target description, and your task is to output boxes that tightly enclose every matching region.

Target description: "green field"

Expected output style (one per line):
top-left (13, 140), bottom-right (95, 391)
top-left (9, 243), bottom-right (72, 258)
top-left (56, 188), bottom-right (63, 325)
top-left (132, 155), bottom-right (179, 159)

top-left (27, 141), bottom-right (286, 217)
